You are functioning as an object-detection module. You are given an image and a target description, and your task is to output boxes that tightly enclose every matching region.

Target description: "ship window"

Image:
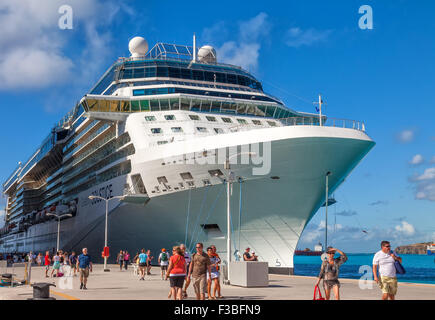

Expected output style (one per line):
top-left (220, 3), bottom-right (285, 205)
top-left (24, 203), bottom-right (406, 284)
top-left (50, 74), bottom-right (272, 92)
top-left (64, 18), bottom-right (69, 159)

top-left (145, 116), bottom-right (156, 121)
top-left (206, 116), bottom-right (217, 122)
top-left (203, 179), bottom-right (211, 186)
top-left (252, 120), bottom-right (262, 125)
top-left (171, 127), bottom-right (183, 133)
top-left (170, 98), bottom-right (180, 110)
top-left (191, 99), bottom-right (201, 111)
top-left (164, 115), bottom-right (176, 120)
top-left (180, 172), bottom-right (193, 180)
top-left (180, 98), bottom-right (190, 110)
top-left (131, 100), bottom-right (140, 111)
top-left (209, 169), bottom-right (223, 177)
top-left (265, 106), bottom-right (276, 118)
top-left (157, 176), bottom-right (168, 184)
top-left (237, 119), bottom-right (248, 124)
top-left (150, 99), bottom-right (160, 111)
top-left (160, 99), bottom-right (169, 110)
top-left (157, 140), bottom-right (168, 145)
top-left (141, 100), bottom-right (150, 111)
top-left (211, 101), bottom-right (221, 113)
top-left (186, 181), bottom-right (195, 187)
top-left (267, 121), bottom-right (277, 127)
top-left (214, 128), bottom-right (224, 134)
top-left (221, 117), bottom-right (232, 123)
top-left (200, 100), bottom-right (210, 112)
top-left (151, 128), bottom-right (162, 134)
top-left (189, 114), bottom-right (200, 120)
top-left (196, 127), bottom-right (208, 132)
top-left (237, 103), bottom-right (247, 114)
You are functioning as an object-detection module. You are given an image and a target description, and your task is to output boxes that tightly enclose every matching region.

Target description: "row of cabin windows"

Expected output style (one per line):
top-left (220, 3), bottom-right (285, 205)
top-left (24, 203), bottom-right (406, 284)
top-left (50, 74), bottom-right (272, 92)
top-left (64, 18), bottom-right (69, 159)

top-left (153, 169), bottom-right (225, 192)
top-left (152, 127), bottom-right (223, 134)
top-left (144, 114), bottom-right (277, 127)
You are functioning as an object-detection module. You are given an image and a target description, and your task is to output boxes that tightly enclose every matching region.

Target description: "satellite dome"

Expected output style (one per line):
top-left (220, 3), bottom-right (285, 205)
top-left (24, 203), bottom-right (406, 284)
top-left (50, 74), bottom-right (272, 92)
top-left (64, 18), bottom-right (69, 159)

top-left (128, 36), bottom-right (148, 57)
top-left (197, 45), bottom-right (217, 63)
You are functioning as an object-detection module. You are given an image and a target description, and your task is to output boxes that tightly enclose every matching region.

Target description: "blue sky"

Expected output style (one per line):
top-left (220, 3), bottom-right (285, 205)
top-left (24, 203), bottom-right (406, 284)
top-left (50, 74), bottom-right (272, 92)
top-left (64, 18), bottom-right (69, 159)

top-left (0, 0), bottom-right (434, 253)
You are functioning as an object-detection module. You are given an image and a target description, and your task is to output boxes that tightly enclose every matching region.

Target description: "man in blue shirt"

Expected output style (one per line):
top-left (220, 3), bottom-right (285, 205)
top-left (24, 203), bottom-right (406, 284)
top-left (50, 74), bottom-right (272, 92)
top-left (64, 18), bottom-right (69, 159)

top-left (76, 248), bottom-right (92, 290)
top-left (138, 249), bottom-right (147, 281)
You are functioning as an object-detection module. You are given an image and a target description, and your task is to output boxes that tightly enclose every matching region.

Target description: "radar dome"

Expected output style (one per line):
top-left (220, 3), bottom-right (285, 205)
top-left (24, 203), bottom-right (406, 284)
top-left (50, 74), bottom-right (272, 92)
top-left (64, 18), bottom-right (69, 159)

top-left (197, 45), bottom-right (217, 63)
top-left (128, 36), bottom-right (148, 57)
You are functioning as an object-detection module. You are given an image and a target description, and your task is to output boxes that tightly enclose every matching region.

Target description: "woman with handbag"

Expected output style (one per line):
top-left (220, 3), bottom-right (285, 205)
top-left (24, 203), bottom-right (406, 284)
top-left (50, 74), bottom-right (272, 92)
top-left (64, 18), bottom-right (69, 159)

top-left (316, 247), bottom-right (348, 300)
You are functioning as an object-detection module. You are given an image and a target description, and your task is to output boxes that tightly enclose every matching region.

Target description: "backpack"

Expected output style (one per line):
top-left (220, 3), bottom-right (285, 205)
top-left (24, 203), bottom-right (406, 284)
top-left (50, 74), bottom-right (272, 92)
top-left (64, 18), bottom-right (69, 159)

top-left (161, 252), bottom-right (168, 262)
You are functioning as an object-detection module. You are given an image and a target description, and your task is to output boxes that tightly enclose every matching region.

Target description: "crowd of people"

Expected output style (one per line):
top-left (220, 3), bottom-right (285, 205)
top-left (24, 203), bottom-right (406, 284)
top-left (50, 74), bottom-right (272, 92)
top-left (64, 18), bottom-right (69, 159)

top-left (1, 240), bottom-right (402, 300)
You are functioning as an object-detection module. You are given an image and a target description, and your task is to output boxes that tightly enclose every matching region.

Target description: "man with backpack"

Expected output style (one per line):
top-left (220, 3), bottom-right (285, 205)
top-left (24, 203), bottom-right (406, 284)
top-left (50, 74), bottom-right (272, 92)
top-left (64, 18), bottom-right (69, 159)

top-left (158, 248), bottom-right (170, 280)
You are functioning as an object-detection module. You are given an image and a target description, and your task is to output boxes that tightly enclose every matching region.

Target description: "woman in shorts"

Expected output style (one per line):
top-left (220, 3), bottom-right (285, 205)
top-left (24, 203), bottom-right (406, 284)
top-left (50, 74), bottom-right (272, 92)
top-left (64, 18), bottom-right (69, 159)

top-left (316, 247), bottom-right (347, 300)
top-left (51, 252), bottom-right (61, 277)
top-left (165, 246), bottom-right (186, 300)
top-left (206, 247), bottom-right (221, 299)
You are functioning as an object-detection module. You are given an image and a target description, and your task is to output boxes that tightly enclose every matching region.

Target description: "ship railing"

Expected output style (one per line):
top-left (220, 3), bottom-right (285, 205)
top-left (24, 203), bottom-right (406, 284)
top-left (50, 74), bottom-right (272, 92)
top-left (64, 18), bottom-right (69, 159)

top-left (116, 55), bottom-right (247, 73)
top-left (279, 116), bottom-right (366, 132)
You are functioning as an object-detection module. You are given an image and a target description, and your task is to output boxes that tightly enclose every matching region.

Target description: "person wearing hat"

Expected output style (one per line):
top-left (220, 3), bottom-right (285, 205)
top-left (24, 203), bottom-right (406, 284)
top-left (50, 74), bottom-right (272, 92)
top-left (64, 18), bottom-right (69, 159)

top-left (243, 247), bottom-right (257, 261)
top-left (316, 247), bottom-right (347, 300)
top-left (158, 248), bottom-right (170, 280)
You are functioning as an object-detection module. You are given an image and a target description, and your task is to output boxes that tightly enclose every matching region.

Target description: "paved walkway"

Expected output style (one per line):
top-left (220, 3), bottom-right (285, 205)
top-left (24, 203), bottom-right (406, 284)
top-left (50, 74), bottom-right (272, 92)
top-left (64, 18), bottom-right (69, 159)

top-left (1, 264), bottom-right (434, 300)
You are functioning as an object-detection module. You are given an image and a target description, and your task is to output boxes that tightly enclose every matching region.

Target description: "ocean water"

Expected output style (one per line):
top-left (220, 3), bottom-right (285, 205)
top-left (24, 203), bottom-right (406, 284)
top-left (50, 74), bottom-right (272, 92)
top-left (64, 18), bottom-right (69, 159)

top-left (294, 254), bottom-right (435, 284)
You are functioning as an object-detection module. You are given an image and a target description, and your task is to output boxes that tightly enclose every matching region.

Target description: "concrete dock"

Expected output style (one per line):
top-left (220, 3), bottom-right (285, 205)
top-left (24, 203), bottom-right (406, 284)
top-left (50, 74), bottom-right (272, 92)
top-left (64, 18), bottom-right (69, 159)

top-left (1, 264), bottom-right (434, 300)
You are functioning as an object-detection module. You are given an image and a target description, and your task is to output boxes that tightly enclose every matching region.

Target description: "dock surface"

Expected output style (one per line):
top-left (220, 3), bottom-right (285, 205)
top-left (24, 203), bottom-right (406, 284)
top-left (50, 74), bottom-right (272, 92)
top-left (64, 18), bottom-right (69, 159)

top-left (1, 264), bottom-right (434, 300)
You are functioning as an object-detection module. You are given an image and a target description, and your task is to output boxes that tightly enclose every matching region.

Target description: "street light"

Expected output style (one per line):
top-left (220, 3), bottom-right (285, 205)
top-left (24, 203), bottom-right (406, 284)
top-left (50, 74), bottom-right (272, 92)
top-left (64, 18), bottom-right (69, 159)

top-left (88, 195), bottom-right (125, 272)
top-left (220, 151), bottom-right (256, 284)
top-left (46, 212), bottom-right (73, 252)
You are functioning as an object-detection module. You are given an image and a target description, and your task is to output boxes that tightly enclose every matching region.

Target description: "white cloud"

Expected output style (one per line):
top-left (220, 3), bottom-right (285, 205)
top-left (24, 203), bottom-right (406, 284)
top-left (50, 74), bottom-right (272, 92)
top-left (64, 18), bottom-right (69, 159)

top-left (0, 0), bottom-right (131, 91)
top-left (284, 27), bottom-right (332, 48)
top-left (409, 154), bottom-right (424, 165)
top-left (430, 156), bottom-right (435, 164)
top-left (415, 167), bottom-right (435, 181)
top-left (202, 12), bottom-right (271, 71)
top-left (397, 129), bottom-right (415, 143)
top-left (409, 167), bottom-right (435, 201)
top-left (394, 221), bottom-right (415, 236)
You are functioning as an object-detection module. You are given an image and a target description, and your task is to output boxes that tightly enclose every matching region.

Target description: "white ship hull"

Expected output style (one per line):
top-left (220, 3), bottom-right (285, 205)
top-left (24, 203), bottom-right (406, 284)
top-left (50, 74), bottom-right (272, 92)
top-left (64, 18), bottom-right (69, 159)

top-left (0, 123), bottom-right (374, 271)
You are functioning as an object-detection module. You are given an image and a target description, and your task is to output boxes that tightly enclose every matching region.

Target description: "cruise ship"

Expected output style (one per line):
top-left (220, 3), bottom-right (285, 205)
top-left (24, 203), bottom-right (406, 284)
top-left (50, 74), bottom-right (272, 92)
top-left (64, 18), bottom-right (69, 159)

top-left (0, 36), bottom-right (375, 273)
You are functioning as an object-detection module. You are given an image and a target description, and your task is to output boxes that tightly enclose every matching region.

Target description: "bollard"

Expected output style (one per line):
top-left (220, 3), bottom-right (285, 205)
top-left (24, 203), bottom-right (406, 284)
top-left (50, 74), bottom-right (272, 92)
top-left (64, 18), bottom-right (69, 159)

top-left (27, 282), bottom-right (56, 300)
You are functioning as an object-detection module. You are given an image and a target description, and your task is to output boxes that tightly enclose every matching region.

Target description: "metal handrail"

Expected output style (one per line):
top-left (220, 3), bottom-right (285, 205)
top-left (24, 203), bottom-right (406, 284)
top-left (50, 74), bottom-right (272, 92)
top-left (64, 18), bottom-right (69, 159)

top-left (279, 116), bottom-right (366, 132)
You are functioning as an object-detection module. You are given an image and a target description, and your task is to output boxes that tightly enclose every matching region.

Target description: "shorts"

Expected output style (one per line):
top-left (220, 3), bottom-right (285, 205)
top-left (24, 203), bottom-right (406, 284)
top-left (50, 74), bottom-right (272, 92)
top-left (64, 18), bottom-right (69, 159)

top-left (323, 279), bottom-right (340, 290)
top-left (207, 271), bottom-right (220, 280)
top-left (139, 262), bottom-right (147, 267)
top-left (169, 275), bottom-right (185, 288)
top-left (379, 276), bottom-right (397, 295)
top-left (80, 267), bottom-right (90, 278)
top-left (53, 261), bottom-right (61, 270)
top-left (45, 264), bottom-right (50, 270)
top-left (160, 265), bottom-right (168, 271)
top-left (192, 274), bottom-right (207, 294)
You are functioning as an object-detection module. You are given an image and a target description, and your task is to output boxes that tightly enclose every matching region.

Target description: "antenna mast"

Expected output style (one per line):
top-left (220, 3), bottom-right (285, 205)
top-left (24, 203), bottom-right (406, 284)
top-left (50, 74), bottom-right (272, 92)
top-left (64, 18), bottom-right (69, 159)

top-left (192, 33), bottom-right (197, 62)
top-left (314, 94), bottom-right (326, 126)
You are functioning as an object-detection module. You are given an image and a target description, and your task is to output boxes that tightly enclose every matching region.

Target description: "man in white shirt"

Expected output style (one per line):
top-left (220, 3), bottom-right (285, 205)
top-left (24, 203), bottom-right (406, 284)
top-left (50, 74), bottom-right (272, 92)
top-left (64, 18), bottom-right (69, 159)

top-left (372, 240), bottom-right (402, 300)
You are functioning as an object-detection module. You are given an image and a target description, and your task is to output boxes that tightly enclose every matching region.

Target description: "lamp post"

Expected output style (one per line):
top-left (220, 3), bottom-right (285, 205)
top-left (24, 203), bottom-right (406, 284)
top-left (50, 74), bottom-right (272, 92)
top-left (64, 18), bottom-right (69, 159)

top-left (222, 151), bottom-right (256, 284)
top-left (46, 213), bottom-right (73, 252)
top-left (88, 195), bottom-right (125, 272)
top-left (325, 171), bottom-right (331, 251)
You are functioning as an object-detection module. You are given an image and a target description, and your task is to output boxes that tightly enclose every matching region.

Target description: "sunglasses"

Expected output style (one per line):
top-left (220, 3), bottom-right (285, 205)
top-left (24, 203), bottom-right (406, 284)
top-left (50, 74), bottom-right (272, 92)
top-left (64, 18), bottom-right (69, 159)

top-left (384, 245), bottom-right (391, 248)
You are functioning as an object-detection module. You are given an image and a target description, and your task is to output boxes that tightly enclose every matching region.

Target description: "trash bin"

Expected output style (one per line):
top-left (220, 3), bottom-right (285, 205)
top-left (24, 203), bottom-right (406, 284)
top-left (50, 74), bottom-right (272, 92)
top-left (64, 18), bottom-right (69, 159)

top-left (28, 282), bottom-right (56, 300)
